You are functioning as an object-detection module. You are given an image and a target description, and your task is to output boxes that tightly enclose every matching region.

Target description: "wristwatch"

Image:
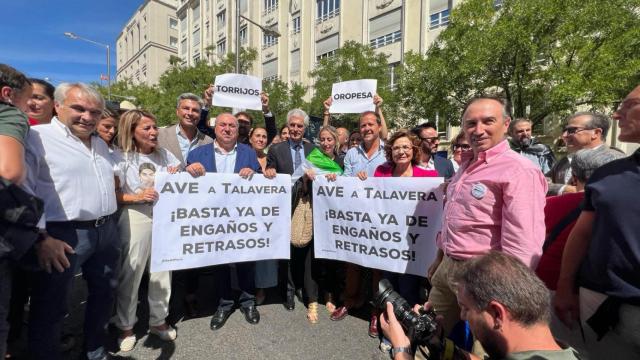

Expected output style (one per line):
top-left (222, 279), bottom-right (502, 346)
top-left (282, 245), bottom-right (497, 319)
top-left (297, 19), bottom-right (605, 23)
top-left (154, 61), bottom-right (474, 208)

top-left (391, 346), bottom-right (412, 357)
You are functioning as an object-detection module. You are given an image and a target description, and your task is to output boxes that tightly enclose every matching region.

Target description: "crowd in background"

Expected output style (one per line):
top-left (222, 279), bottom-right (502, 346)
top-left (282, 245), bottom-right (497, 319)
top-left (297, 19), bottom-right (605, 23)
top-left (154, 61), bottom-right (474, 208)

top-left (0, 61), bottom-right (639, 359)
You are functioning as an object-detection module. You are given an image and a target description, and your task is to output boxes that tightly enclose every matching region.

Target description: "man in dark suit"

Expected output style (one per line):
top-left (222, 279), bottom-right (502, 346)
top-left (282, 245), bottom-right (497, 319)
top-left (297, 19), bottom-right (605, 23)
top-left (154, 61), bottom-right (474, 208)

top-left (158, 93), bottom-right (213, 167)
top-left (185, 112), bottom-right (261, 330)
top-left (264, 109), bottom-right (315, 311)
top-left (412, 122), bottom-right (455, 179)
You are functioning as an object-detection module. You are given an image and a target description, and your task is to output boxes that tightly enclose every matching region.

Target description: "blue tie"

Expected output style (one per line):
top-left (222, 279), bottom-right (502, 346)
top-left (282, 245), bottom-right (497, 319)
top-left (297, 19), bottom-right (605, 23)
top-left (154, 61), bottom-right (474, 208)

top-left (294, 143), bottom-right (302, 170)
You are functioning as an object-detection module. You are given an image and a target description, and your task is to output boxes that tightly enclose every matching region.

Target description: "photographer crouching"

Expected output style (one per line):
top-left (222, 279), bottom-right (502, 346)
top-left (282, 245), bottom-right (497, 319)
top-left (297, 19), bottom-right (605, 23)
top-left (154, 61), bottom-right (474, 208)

top-left (378, 252), bottom-right (581, 360)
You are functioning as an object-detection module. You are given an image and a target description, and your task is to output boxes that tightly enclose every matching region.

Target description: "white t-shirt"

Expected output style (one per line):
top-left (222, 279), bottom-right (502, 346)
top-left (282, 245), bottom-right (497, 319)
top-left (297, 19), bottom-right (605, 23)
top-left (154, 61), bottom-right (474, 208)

top-left (113, 148), bottom-right (180, 195)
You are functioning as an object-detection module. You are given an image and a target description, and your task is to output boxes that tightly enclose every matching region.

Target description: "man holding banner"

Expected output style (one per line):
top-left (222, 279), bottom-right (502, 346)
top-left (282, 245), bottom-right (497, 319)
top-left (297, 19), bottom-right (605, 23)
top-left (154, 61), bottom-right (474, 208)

top-left (185, 112), bottom-right (262, 330)
top-left (428, 96), bottom-right (547, 339)
top-left (264, 109), bottom-right (315, 311)
top-left (331, 109), bottom-right (388, 335)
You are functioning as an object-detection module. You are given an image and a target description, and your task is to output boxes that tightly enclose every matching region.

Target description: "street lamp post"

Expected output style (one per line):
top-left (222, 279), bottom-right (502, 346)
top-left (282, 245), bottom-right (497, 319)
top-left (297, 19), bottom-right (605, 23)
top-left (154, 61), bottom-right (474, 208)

top-left (234, 1), bottom-right (281, 74)
top-left (64, 32), bottom-right (111, 101)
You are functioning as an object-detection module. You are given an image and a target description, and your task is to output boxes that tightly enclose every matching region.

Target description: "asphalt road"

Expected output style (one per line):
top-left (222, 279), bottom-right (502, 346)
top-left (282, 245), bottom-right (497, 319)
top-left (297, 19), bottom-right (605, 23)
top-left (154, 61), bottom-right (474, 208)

top-left (109, 297), bottom-right (390, 360)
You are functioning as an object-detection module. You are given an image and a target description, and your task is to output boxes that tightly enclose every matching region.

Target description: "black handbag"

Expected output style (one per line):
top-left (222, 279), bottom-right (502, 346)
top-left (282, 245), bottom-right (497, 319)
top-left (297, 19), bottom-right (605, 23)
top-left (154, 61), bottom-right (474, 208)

top-left (0, 177), bottom-right (44, 260)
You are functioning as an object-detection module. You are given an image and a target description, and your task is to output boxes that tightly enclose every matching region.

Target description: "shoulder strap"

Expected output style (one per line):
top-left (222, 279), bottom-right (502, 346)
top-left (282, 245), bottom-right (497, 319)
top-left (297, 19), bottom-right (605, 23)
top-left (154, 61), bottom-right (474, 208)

top-left (543, 205), bottom-right (582, 252)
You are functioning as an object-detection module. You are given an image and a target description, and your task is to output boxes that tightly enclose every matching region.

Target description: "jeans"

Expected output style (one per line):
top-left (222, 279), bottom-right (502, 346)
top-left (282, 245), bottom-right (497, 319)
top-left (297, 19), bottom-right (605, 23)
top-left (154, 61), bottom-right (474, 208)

top-left (28, 217), bottom-right (120, 359)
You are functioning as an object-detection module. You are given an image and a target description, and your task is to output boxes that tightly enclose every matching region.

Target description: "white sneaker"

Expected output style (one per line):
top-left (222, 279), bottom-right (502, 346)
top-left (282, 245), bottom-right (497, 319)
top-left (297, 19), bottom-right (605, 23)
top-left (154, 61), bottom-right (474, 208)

top-left (149, 325), bottom-right (177, 341)
top-left (118, 334), bottom-right (137, 352)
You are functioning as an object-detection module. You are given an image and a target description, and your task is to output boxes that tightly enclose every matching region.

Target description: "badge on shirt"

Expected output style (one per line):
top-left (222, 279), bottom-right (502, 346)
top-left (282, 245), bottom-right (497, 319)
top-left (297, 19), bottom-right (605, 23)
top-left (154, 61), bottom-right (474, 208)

top-left (471, 182), bottom-right (487, 199)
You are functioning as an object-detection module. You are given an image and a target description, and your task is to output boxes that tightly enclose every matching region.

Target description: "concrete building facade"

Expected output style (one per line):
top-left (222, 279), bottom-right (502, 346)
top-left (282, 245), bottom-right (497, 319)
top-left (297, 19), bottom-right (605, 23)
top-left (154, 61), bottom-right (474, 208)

top-left (121, 0), bottom-right (459, 91)
top-left (116, 0), bottom-right (179, 85)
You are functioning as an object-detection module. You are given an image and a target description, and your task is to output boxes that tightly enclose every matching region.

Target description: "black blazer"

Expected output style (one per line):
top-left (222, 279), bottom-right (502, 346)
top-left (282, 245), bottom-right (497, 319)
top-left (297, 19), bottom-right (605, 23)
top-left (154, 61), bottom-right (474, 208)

top-left (266, 140), bottom-right (315, 175)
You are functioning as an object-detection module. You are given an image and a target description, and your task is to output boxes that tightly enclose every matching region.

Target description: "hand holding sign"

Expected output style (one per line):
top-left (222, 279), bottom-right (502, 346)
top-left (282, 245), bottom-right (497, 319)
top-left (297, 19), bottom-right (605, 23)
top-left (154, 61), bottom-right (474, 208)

top-left (328, 79), bottom-right (377, 114)
top-left (212, 73), bottom-right (262, 110)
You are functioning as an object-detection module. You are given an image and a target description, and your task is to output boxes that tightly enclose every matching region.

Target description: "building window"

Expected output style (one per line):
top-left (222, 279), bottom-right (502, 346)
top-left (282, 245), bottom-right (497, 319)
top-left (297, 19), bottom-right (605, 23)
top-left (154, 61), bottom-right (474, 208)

top-left (263, 0), bottom-right (278, 14)
top-left (263, 31), bottom-right (278, 48)
top-left (292, 13), bottom-right (301, 34)
top-left (430, 9), bottom-right (450, 29)
top-left (170, 36), bottom-right (178, 48)
top-left (217, 39), bottom-right (226, 55)
top-left (316, 0), bottom-right (340, 23)
top-left (290, 49), bottom-right (300, 75)
top-left (316, 50), bottom-right (336, 62)
top-left (181, 39), bottom-right (187, 55)
top-left (169, 17), bottom-right (178, 29)
top-left (194, 53), bottom-right (200, 63)
top-left (494, 0), bottom-right (503, 9)
top-left (180, 14), bottom-right (187, 34)
top-left (193, 4), bottom-right (200, 23)
top-left (369, 9), bottom-right (402, 49)
top-left (239, 25), bottom-right (248, 45)
top-left (217, 10), bottom-right (226, 29)
top-left (370, 30), bottom-right (402, 49)
top-left (263, 59), bottom-right (278, 80)
top-left (193, 28), bottom-right (201, 46)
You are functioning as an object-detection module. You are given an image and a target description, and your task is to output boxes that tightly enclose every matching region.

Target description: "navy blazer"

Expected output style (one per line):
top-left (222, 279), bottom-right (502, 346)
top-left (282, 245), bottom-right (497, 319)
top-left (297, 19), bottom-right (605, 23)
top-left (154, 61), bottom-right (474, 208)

top-left (186, 142), bottom-right (261, 174)
top-left (433, 155), bottom-right (455, 180)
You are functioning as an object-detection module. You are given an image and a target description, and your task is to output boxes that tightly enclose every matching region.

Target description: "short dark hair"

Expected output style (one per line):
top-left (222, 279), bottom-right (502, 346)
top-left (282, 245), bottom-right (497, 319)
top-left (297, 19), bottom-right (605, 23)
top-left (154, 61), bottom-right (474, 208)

top-left (0, 64), bottom-right (31, 92)
top-left (566, 112), bottom-right (611, 141)
top-left (279, 124), bottom-right (288, 135)
top-left (235, 111), bottom-right (254, 125)
top-left (28, 78), bottom-right (55, 99)
top-left (359, 110), bottom-right (381, 125)
top-left (384, 129), bottom-right (421, 166)
top-left (508, 118), bottom-right (532, 135)
top-left (462, 96), bottom-right (511, 121)
top-left (455, 252), bottom-right (551, 326)
top-left (412, 122), bottom-right (437, 137)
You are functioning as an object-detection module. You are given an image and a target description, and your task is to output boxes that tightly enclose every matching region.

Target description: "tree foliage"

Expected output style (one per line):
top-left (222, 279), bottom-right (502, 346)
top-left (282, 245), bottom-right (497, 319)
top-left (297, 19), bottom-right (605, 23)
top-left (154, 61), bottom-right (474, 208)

top-left (396, 0), bottom-right (640, 128)
top-left (308, 41), bottom-right (396, 130)
top-left (98, 48), bottom-right (258, 126)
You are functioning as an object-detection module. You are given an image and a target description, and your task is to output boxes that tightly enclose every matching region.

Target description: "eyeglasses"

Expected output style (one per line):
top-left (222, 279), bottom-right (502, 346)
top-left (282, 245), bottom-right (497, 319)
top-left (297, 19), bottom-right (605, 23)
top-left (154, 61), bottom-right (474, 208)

top-left (391, 145), bottom-right (413, 153)
top-left (453, 144), bottom-right (471, 151)
top-left (562, 126), bottom-right (593, 135)
top-left (419, 136), bottom-right (440, 142)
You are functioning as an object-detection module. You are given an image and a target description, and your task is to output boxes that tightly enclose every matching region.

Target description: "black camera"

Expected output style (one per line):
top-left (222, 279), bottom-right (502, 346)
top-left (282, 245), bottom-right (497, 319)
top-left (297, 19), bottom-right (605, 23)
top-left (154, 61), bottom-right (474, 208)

top-left (373, 279), bottom-right (439, 345)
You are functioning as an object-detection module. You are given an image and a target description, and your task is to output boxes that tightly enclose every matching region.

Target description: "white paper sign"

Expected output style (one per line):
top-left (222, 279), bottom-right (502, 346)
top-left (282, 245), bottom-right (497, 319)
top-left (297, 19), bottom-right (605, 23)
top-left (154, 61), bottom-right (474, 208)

top-left (329, 79), bottom-right (377, 114)
top-left (313, 176), bottom-right (444, 276)
top-left (212, 73), bottom-right (262, 110)
top-left (151, 172), bottom-right (291, 272)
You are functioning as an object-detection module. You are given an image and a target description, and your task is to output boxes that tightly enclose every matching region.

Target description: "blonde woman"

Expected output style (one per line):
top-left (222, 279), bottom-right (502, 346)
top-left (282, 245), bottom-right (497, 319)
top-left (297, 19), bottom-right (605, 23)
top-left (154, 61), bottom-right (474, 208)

top-left (112, 110), bottom-right (180, 352)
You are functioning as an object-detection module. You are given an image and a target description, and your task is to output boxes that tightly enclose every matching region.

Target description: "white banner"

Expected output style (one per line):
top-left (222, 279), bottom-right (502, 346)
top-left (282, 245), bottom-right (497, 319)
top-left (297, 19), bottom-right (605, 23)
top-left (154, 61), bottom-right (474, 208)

top-left (313, 176), bottom-right (444, 276)
top-left (212, 73), bottom-right (262, 110)
top-left (329, 79), bottom-right (377, 114)
top-left (151, 172), bottom-right (291, 272)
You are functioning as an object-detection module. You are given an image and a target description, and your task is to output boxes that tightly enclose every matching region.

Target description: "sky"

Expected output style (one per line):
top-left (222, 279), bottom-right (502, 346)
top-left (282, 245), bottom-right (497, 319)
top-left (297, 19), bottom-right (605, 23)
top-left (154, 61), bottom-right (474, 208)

top-left (0, 0), bottom-right (142, 85)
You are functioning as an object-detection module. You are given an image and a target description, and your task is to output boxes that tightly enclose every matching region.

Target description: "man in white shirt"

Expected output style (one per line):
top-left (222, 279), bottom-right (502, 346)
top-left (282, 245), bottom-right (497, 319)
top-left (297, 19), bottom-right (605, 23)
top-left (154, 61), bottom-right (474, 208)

top-left (27, 83), bottom-right (119, 360)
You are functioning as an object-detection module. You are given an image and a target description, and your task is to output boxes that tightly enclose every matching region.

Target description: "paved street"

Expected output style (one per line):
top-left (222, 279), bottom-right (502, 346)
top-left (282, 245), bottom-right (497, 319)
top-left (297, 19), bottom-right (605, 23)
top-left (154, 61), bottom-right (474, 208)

top-left (109, 298), bottom-right (389, 360)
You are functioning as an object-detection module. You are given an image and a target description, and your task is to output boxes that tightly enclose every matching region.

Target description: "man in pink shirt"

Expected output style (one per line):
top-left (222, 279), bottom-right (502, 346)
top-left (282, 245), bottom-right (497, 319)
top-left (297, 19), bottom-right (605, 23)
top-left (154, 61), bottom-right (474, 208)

top-left (427, 96), bottom-right (547, 337)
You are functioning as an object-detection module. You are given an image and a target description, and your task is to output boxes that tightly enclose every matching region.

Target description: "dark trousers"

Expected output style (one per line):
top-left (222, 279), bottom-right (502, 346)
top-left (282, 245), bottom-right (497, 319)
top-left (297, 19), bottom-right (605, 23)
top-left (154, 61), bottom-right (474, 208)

top-left (0, 259), bottom-right (12, 358)
top-left (215, 261), bottom-right (255, 311)
top-left (287, 243), bottom-right (319, 303)
top-left (28, 218), bottom-right (120, 359)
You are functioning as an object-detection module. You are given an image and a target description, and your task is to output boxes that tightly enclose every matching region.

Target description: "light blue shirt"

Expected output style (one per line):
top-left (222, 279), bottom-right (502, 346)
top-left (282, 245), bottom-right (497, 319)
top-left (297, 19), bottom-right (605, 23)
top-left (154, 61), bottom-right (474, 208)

top-left (176, 124), bottom-right (201, 161)
top-left (343, 139), bottom-right (386, 177)
top-left (213, 140), bottom-right (238, 174)
top-left (288, 139), bottom-right (305, 171)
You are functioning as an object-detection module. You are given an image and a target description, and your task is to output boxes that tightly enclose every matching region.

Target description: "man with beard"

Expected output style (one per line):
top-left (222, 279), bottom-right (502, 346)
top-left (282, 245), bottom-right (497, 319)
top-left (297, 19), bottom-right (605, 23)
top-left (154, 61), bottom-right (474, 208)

top-left (427, 97), bottom-right (547, 343)
top-left (381, 252), bottom-right (580, 360)
top-left (199, 85), bottom-right (277, 145)
top-left (508, 118), bottom-right (555, 173)
top-left (411, 122), bottom-right (455, 179)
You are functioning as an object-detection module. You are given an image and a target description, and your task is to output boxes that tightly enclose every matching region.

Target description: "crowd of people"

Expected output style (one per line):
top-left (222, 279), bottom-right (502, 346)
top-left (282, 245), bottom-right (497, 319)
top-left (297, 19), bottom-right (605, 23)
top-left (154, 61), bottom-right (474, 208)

top-left (0, 61), bottom-right (639, 360)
